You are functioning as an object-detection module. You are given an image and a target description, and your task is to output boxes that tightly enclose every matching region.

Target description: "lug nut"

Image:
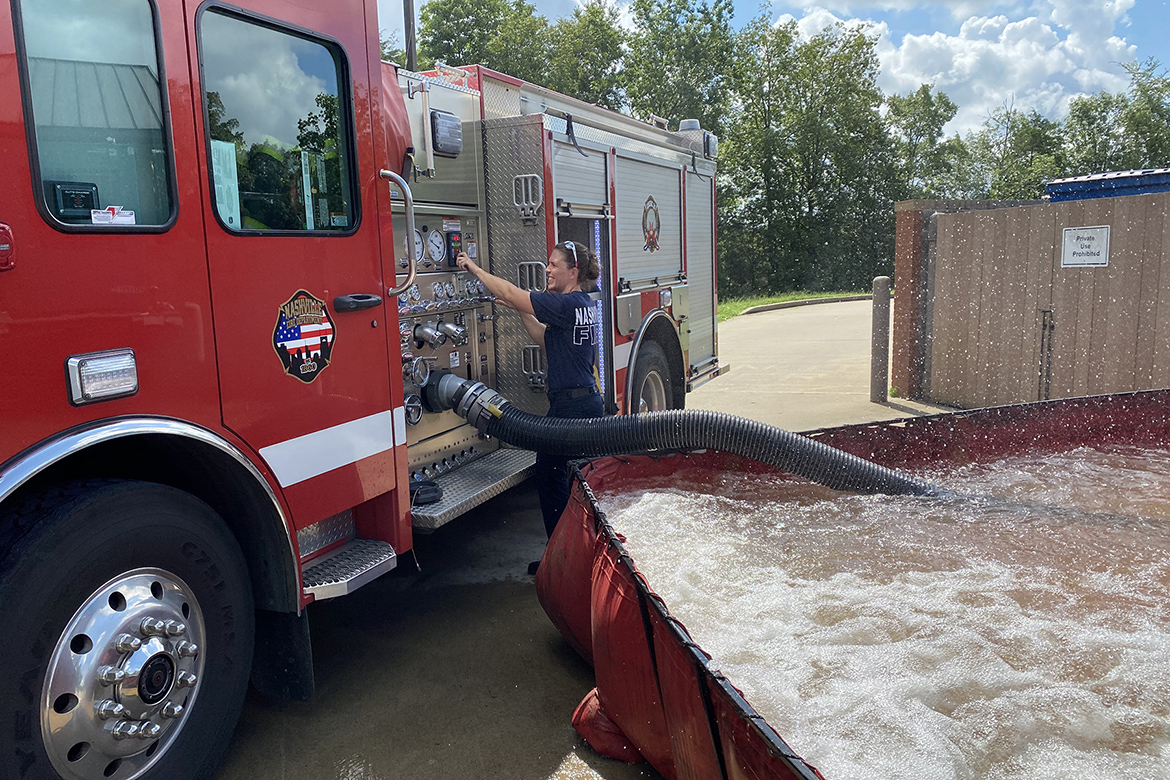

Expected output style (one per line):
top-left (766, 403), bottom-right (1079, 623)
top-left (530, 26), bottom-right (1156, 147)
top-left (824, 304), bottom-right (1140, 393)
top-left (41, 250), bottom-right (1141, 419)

top-left (138, 722), bottom-right (162, 740)
top-left (176, 641), bottom-right (199, 659)
top-left (110, 721), bottom-right (139, 741)
top-left (164, 620), bottom-right (186, 637)
top-left (95, 700), bottom-right (125, 721)
top-left (114, 634), bottom-right (142, 653)
top-left (161, 702), bottom-right (184, 719)
top-left (140, 618), bottom-right (167, 637)
top-left (98, 666), bottom-right (126, 685)
top-left (176, 671), bottom-right (198, 689)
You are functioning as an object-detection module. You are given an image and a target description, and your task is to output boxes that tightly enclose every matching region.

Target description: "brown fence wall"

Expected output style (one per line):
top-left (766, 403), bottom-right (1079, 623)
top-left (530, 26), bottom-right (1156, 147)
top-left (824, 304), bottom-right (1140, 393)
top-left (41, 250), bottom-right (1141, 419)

top-left (915, 193), bottom-right (1170, 408)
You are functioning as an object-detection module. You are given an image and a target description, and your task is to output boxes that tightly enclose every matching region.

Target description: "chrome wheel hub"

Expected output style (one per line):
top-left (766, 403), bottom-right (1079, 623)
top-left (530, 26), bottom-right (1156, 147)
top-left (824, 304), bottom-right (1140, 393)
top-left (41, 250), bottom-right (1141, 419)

top-left (41, 569), bottom-right (205, 780)
top-left (637, 371), bottom-right (668, 413)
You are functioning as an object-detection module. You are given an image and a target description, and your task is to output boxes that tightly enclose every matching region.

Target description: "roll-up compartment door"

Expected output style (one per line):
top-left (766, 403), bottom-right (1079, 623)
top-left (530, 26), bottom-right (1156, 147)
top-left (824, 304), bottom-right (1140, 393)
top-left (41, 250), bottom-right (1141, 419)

top-left (685, 171), bottom-right (716, 369)
top-left (553, 141), bottom-right (607, 213)
top-left (615, 156), bottom-right (682, 285)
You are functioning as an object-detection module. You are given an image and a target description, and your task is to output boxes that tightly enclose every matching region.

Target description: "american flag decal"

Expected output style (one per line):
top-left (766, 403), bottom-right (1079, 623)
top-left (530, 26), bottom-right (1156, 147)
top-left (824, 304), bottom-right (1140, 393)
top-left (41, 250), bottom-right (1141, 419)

top-left (272, 290), bottom-right (336, 383)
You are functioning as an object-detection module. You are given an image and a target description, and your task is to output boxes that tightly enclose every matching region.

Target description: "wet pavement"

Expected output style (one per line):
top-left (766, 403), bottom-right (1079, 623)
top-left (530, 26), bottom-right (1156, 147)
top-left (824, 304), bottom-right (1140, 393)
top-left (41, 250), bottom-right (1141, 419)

top-left (214, 299), bottom-right (950, 780)
top-left (215, 484), bottom-right (658, 780)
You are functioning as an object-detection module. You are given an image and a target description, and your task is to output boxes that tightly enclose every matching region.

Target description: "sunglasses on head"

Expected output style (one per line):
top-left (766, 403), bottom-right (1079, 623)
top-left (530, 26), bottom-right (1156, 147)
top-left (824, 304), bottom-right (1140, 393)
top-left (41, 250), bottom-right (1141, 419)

top-left (562, 240), bottom-right (579, 267)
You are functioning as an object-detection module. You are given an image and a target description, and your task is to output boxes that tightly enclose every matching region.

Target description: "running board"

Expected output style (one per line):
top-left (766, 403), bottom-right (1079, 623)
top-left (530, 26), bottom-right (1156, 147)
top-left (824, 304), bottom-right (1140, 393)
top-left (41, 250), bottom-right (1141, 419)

top-left (410, 448), bottom-right (537, 531)
top-left (302, 539), bottom-right (397, 601)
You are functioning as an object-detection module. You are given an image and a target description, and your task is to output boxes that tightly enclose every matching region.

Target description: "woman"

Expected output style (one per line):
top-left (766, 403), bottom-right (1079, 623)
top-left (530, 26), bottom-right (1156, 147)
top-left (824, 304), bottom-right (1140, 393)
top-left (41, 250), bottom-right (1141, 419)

top-left (456, 241), bottom-right (604, 566)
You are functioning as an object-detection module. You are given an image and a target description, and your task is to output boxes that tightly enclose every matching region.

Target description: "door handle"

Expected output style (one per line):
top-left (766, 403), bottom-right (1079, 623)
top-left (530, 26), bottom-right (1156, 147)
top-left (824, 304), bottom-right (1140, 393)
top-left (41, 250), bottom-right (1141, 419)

top-left (333, 293), bottom-right (383, 312)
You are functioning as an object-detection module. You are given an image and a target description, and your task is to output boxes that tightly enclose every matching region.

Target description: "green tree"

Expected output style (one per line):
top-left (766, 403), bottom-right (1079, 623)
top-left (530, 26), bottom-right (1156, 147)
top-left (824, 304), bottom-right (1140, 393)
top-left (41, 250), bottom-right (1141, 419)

top-left (546, 0), bottom-right (626, 110)
top-left (483, 0), bottom-right (552, 85)
top-left (380, 30), bottom-right (406, 66)
top-left (1120, 58), bottom-right (1170, 168)
top-left (418, 0), bottom-right (511, 69)
top-left (719, 18), bottom-right (900, 295)
top-left (886, 84), bottom-right (964, 198)
top-left (206, 91), bottom-right (244, 148)
top-left (1064, 90), bottom-right (1129, 176)
top-left (417, 0), bottom-right (550, 83)
top-left (967, 104), bottom-right (1063, 199)
top-left (624, 0), bottom-right (734, 134)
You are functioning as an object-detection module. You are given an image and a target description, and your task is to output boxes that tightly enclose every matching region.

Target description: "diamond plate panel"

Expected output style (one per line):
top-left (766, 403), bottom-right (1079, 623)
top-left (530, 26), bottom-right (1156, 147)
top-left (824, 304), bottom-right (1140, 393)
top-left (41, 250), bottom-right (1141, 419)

top-left (483, 116), bottom-right (551, 416)
top-left (410, 447), bottom-right (537, 530)
top-left (302, 540), bottom-right (397, 600)
top-left (482, 75), bottom-right (522, 119)
top-left (297, 509), bottom-right (355, 558)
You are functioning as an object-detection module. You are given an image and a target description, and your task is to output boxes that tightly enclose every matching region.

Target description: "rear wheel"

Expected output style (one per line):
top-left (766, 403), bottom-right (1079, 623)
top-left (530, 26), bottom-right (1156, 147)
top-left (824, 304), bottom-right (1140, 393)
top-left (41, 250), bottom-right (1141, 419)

top-left (0, 481), bottom-right (254, 780)
top-left (632, 341), bottom-right (674, 412)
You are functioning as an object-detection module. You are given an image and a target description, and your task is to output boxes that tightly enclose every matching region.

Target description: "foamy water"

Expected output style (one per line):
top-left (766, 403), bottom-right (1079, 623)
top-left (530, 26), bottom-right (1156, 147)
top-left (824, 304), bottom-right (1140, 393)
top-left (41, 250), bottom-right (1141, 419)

top-left (599, 446), bottom-right (1170, 780)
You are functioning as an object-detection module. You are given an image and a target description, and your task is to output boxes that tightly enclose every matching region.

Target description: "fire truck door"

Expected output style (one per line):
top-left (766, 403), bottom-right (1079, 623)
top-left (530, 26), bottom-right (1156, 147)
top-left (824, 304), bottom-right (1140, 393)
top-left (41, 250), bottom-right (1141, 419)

top-left (190, 3), bottom-right (397, 523)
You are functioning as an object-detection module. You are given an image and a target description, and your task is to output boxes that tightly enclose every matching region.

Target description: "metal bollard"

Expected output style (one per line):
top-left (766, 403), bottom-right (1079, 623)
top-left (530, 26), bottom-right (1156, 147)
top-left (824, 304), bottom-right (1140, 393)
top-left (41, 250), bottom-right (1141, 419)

top-left (871, 276), bottom-right (890, 404)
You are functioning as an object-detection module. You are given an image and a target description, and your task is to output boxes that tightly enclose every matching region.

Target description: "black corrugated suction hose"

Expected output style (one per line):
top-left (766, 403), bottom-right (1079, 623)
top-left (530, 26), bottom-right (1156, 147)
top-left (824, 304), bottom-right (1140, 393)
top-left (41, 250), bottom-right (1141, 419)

top-left (484, 404), bottom-right (943, 497)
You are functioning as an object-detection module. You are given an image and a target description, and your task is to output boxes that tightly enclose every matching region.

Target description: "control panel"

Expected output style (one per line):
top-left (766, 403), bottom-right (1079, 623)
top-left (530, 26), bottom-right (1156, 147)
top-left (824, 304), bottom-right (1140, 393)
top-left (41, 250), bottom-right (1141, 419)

top-left (396, 216), bottom-right (498, 482)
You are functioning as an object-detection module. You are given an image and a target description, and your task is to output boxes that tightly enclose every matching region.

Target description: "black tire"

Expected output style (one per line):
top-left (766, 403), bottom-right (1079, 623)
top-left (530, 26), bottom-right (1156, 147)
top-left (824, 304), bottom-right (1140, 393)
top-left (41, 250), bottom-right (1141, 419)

top-left (631, 340), bottom-right (674, 412)
top-left (0, 480), bottom-right (254, 780)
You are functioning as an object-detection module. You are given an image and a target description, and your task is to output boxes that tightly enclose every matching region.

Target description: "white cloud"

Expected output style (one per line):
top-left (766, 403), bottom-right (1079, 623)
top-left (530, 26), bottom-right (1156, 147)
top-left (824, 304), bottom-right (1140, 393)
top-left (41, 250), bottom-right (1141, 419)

top-left (778, 2), bottom-right (1138, 135)
top-left (201, 15), bottom-right (334, 150)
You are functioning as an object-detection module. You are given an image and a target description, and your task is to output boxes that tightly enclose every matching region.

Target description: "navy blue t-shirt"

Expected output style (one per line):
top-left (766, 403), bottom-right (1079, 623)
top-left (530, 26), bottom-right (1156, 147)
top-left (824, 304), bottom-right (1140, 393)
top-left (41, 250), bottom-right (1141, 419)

top-left (530, 289), bottom-right (599, 393)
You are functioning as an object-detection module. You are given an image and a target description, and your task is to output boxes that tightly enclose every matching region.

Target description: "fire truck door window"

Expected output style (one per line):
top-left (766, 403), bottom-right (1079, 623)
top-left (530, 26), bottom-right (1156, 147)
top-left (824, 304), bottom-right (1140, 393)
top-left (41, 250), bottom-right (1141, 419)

top-left (16, 0), bottom-right (174, 227)
top-left (198, 11), bottom-right (355, 234)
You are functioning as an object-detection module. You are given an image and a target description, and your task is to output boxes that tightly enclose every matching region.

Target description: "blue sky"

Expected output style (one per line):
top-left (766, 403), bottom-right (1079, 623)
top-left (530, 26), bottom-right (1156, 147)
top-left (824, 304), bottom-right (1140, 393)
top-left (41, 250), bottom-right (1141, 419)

top-left (375, 0), bottom-right (1169, 135)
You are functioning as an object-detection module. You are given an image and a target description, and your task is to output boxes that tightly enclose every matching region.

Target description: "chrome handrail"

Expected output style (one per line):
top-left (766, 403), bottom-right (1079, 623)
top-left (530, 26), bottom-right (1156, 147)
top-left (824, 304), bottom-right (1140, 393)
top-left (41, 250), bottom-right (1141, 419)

top-left (380, 170), bottom-right (417, 298)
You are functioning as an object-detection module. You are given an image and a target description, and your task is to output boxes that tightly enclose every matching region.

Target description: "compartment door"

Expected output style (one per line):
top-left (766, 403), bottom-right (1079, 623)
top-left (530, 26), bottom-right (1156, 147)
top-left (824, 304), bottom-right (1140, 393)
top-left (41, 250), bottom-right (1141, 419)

top-left (614, 155), bottom-right (682, 288)
top-left (685, 170), bottom-right (717, 374)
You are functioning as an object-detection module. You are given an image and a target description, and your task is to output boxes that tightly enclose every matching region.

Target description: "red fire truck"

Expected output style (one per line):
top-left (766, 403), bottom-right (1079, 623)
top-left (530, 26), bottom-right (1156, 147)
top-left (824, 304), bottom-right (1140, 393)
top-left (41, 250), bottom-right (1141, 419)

top-left (0, 1), bottom-right (721, 778)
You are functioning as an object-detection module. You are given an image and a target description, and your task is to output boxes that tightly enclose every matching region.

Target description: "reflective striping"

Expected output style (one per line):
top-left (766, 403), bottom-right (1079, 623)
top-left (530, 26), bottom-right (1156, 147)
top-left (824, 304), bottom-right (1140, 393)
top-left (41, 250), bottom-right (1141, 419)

top-left (260, 410), bottom-right (396, 488)
top-left (393, 406), bottom-right (406, 447)
top-left (614, 340), bottom-right (633, 372)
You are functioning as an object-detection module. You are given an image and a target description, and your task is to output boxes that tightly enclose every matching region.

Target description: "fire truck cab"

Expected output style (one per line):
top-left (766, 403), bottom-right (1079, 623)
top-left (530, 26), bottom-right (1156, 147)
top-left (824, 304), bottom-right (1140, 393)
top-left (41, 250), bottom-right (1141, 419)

top-left (0, 1), bottom-right (720, 778)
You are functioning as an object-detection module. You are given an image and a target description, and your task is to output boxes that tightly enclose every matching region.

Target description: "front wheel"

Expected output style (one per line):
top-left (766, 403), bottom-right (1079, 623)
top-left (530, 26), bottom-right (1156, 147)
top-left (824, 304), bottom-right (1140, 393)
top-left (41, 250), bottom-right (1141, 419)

top-left (0, 481), bottom-right (254, 780)
top-left (631, 341), bottom-right (674, 412)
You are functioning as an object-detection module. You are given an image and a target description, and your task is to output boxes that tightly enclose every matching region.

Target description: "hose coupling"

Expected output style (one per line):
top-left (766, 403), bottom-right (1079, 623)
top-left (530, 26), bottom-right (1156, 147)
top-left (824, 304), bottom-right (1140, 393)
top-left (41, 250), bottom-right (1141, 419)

top-left (421, 371), bottom-right (509, 432)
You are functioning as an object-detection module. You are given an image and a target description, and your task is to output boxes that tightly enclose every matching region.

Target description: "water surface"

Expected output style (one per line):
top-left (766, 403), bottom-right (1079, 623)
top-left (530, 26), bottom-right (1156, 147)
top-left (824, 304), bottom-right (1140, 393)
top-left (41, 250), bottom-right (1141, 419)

top-left (600, 445), bottom-right (1170, 779)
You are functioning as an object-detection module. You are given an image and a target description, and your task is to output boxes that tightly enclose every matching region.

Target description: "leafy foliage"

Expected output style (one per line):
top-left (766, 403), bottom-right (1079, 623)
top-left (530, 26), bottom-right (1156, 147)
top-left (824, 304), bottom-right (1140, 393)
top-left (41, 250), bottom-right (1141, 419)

top-left (624, 0), bottom-right (735, 133)
top-left (408, 0), bottom-right (1168, 297)
top-left (719, 19), bottom-right (899, 294)
top-left (546, 0), bottom-right (626, 111)
top-left (417, 0), bottom-right (551, 83)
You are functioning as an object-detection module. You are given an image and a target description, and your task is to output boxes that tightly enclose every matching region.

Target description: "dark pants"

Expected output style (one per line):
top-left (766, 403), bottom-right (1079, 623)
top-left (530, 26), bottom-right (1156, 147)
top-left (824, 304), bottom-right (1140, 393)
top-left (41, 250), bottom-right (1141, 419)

top-left (536, 390), bottom-right (604, 538)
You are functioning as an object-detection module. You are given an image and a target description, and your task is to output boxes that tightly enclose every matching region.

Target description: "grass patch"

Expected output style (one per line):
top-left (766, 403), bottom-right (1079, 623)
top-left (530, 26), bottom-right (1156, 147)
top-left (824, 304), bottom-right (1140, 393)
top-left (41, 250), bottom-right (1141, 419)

top-left (718, 291), bottom-right (865, 321)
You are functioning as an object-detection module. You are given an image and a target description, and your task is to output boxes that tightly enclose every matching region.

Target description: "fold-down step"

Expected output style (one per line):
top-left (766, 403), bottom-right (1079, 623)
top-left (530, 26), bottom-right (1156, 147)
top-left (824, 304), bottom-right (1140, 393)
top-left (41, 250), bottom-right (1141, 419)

top-left (411, 448), bottom-right (536, 531)
top-left (302, 539), bottom-right (397, 600)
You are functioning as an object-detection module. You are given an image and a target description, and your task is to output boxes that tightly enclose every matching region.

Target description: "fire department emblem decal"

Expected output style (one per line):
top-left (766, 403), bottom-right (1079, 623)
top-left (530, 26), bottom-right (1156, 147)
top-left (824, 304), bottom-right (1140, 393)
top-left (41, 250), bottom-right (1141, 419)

top-left (273, 290), bottom-right (335, 383)
top-left (642, 195), bottom-right (661, 252)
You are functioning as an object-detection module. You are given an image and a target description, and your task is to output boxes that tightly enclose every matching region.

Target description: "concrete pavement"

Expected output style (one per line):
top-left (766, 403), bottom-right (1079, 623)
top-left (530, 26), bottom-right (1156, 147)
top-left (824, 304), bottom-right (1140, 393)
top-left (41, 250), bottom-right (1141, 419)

top-left (688, 299), bottom-right (952, 431)
top-left (214, 299), bottom-right (950, 780)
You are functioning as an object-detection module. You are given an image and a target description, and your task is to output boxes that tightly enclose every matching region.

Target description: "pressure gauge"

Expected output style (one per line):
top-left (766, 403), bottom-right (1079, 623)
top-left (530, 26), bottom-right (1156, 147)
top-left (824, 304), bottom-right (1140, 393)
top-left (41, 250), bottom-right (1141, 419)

top-left (408, 284), bottom-right (421, 302)
top-left (427, 229), bottom-right (446, 263)
top-left (444, 281), bottom-right (457, 298)
top-left (432, 281), bottom-right (446, 299)
top-left (413, 229), bottom-right (424, 262)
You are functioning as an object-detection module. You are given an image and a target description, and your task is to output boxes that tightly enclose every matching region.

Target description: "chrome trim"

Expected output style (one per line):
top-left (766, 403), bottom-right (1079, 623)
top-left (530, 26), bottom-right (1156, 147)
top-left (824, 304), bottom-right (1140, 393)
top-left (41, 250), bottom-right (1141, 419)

top-left (380, 170), bottom-right (417, 298)
top-left (622, 309), bottom-right (676, 415)
top-left (0, 417), bottom-right (299, 611)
